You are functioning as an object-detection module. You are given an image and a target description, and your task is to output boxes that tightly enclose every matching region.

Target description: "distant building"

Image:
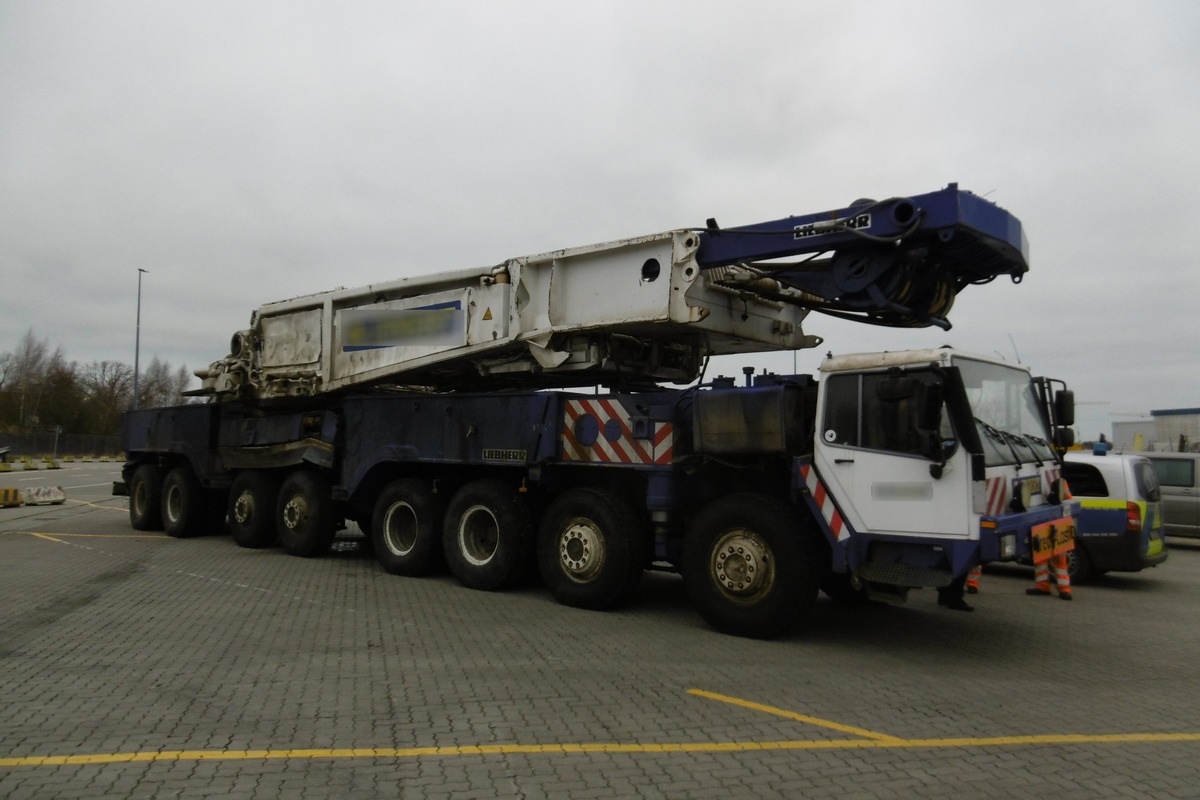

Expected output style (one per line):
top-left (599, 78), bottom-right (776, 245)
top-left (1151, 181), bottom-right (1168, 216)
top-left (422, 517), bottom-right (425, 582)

top-left (1113, 408), bottom-right (1200, 452)
top-left (1111, 419), bottom-right (1155, 451)
top-left (1148, 408), bottom-right (1200, 452)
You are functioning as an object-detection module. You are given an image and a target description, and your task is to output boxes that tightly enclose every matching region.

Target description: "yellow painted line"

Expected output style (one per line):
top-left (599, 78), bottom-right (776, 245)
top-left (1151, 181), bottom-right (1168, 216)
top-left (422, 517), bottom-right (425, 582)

top-left (1, 530), bottom-right (166, 540)
top-left (688, 688), bottom-right (904, 742)
top-left (64, 499), bottom-right (128, 512)
top-left (5, 732), bottom-right (1200, 766)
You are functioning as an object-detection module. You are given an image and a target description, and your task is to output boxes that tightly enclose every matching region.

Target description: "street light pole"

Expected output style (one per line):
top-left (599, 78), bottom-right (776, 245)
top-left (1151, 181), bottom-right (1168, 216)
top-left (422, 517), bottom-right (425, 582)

top-left (134, 268), bottom-right (148, 409)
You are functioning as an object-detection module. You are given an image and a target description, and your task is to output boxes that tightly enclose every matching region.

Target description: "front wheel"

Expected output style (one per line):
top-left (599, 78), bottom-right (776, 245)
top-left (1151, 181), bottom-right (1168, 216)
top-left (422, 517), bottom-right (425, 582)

top-left (683, 494), bottom-right (823, 639)
top-left (276, 471), bottom-right (336, 557)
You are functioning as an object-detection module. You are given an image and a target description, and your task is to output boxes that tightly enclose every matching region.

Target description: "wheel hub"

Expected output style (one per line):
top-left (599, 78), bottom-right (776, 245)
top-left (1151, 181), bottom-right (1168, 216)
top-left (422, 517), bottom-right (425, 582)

top-left (712, 531), bottom-right (771, 597)
top-left (560, 520), bottom-right (605, 582)
top-left (282, 496), bottom-right (307, 531)
top-left (233, 492), bottom-right (254, 525)
top-left (383, 502), bottom-right (417, 556)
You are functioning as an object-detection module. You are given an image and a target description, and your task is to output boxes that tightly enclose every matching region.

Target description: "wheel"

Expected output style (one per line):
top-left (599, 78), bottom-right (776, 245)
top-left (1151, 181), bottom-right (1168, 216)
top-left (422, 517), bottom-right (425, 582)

top-left (1066, 546), bottom-right (1092, 583)
top-left (371, 478), bottom-right (445, 576)
top-left (683, 493), bottom-right (823, 639)
top-left (161, 466), bottom-right (209, 538)
top-left (443, 479), bottom-right (534, 591)
top-left (276, 471), bottom-right (336, 557)
top-left (228, 471), bottom-right (281, 548)
top-left (129, 464), bottom-right (164, 531)
top-left (537, 487), bottom-right (645, 610)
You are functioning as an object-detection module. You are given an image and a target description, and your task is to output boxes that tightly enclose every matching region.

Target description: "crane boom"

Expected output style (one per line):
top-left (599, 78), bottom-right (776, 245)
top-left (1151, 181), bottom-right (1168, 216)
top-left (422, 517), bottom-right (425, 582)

top-left (194, 184), bottom-right (1028, 400)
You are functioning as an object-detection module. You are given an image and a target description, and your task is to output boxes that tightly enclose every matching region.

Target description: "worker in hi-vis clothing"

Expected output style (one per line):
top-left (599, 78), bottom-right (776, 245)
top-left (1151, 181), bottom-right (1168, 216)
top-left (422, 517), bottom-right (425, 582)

top-left (1026, 516), bottom-right (1074, 600)
top-left (1027, 552), bottom-right (1072, 600)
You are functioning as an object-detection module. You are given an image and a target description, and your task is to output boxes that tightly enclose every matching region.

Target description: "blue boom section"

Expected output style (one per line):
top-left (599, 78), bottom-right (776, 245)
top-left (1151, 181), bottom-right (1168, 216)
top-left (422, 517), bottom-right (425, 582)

top-left (695, 183), bottom-right (1028, 329)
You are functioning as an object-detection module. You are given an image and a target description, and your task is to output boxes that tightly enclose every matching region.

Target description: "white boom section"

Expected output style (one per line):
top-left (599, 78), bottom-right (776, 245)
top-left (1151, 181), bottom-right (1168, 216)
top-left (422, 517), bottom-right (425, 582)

top-left (195, 230), bottom-right (821, 399)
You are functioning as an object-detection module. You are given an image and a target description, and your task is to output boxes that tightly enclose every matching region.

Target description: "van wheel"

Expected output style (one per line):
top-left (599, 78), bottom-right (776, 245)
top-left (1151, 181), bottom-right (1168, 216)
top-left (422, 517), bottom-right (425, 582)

top-left (276, 471), bottom-right (336, 557)
top-left (443, 480), bottom-right (533, 590)
top-left (1066, 546), bottom-right (1092, 583)
top-left (162, 466), bottom-right (207, 538)
top-left (371, 478), bottom-right (445, 576)
top-left (129, 464), bottom-right (164, 531)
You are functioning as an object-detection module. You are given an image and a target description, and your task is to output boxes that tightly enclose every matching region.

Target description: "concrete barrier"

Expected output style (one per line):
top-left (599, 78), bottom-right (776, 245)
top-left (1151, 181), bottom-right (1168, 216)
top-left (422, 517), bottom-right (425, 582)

top-left (1, 488), bottom-right (22, 508)
top-left (23, 486), bottom-right (66, 505)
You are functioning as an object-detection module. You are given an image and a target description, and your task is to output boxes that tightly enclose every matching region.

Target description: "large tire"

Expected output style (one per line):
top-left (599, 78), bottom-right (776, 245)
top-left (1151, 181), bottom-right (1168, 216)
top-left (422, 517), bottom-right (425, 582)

top-left (683, 493), bottom-right (823, 639)
top-left (537, 487), bottom-right (645, 610)
top-left (276, 471), bottom-right (336, 558)
top-left (228, 471), bottom-right (281, 549)
top-left (371, 478), bottom-right (445, 576)
top-left (161, 466), bottom-right (208, 539)
top-left (129, 464), bottom-right (164, 531)
top-left (443, 479), bottom-right (534, 591)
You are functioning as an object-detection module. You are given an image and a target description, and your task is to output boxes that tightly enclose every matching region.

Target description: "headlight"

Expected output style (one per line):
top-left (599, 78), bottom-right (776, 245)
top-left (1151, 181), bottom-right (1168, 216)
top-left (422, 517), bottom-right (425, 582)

top-left (999, 533), bottom-right (1017, 560)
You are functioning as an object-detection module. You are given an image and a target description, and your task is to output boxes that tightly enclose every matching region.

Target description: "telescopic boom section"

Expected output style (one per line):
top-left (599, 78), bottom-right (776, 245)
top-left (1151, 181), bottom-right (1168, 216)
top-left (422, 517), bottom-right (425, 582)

top-left (193, 184), bottom-right (1028, 400)
top-left (695, 183), bottom-right (1028, 330)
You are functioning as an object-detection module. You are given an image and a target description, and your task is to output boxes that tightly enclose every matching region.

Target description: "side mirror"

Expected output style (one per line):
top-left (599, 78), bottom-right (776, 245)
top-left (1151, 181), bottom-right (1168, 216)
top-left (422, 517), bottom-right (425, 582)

top-left (917, 383), bottom-right (944, 430)
top-left (1055, 389), bottom-right (1075, 427)
top-left (1054, 427), bottom-right (1076, 449)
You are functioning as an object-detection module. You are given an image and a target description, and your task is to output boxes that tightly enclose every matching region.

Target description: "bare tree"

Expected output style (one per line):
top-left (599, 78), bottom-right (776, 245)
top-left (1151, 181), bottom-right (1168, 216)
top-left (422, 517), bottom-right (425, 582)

top-left (80, 360), bottom-right (135, 435)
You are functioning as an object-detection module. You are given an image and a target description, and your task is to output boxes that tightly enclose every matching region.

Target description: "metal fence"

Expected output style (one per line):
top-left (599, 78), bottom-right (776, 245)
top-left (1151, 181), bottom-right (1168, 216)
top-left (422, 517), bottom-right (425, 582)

top-left (0, 432), bottom-right (121, 459)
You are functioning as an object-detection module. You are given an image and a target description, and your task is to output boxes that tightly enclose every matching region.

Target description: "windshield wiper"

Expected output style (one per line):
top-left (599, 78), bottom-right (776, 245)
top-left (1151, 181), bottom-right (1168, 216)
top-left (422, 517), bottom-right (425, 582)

top-left (975, 417), bottom-right (1022, 463)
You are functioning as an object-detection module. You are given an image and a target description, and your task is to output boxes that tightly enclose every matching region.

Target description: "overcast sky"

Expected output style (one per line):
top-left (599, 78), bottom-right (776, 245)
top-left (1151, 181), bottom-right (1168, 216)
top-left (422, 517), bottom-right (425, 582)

top-left (2, 1), bottom-right (1197, 439)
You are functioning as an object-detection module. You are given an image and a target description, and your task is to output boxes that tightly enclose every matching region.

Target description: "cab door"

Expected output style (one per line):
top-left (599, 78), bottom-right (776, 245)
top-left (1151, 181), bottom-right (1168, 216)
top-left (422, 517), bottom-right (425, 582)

top-left (815, 371), bottom-right (970, 538)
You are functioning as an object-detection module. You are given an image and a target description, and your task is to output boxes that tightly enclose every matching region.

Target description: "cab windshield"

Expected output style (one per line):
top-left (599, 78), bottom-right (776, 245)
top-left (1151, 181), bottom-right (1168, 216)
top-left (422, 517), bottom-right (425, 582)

top-left (954, 359), bottom-right (1056, 466)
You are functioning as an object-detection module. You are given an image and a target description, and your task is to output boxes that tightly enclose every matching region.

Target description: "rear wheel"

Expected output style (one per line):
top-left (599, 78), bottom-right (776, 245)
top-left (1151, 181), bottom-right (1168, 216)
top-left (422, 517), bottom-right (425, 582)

top-left (276, 471), bottom-right (336, 557)
top-left (683, 493), bottom-right (823, 639)
top-left (443, 479), bottom-right (534, 590)
top-left (537, 487), bottom-right (645, 610)
top-left (228, 471), bottom-right (281, 548)
top-left (162, 466), bottom-right (207, 538)
top-left (1066, 546), bottom-right (1092, 583)
top-left (371, 478), bottom-right (445, 576)
top-left (129, 464), bottom-right (164, 531)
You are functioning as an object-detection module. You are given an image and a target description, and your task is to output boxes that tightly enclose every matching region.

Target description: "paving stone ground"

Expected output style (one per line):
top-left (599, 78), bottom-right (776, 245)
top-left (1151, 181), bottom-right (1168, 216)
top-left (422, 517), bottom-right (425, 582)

top-left (2, 463), bottom-right (1199, 798)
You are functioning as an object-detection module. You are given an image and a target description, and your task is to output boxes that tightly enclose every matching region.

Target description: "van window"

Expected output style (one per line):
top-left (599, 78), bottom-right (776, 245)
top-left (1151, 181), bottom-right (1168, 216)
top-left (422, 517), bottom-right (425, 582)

top-left (1133, 462), bottom-right (1162, 502)
top-left (1062, 463), bottom-right (1109, 497)
top-left (1150, 458), bottom-right (1196, 489)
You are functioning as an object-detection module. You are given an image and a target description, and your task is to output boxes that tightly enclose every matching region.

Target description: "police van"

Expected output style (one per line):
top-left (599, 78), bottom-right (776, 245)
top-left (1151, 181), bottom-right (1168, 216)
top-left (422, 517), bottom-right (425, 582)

top-left (1136, 452), bottom-right (1200, 539)
top-left (1061, 451), bottom-right (1168, 581)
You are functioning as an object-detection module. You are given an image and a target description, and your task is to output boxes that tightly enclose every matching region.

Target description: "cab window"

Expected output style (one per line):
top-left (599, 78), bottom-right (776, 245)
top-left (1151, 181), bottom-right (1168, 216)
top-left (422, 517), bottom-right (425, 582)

top-left (822, 371), bottom-right (949, 457)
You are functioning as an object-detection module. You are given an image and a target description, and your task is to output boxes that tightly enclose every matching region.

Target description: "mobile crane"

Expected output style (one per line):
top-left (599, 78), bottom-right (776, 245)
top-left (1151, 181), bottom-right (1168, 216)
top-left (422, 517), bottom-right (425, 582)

top-left (118, 184), bottom-right (1077, 638)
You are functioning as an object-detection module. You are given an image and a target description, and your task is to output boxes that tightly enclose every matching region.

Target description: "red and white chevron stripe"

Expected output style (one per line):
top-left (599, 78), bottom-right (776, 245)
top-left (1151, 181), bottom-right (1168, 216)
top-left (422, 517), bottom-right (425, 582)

top-left (799, 464), bottom-right (849, 542)
top-left (561, 398), bottom-right (673, 465)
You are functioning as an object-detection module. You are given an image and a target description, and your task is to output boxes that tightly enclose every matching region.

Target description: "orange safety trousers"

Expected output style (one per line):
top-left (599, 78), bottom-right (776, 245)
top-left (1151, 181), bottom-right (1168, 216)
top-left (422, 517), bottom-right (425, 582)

top-left (966, 565), bottom-right (982, 591)
top-left (1032, 553), bottom-right (1071, 596)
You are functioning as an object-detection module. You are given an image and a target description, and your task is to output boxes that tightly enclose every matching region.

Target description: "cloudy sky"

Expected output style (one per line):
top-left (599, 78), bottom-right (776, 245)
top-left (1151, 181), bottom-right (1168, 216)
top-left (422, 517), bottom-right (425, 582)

top-left (1, 1), bottom-right (1197, 439)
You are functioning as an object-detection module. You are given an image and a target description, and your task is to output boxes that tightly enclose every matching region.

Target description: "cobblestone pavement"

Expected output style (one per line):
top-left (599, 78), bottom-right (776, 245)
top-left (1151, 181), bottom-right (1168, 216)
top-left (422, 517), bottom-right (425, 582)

top-left (2, 464), bottom-right (1199, 798)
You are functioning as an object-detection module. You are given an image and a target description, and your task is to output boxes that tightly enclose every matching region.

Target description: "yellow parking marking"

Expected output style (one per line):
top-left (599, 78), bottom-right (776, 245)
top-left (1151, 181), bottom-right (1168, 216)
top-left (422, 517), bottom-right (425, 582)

top-left (64, 499), bottom-right (128, 512)
top-left (3, 690), bottom-right (1198, 767)
top-left (1, 530), bottom-right (165, 540)
top-left (688, 688), bottom-right (904, 742)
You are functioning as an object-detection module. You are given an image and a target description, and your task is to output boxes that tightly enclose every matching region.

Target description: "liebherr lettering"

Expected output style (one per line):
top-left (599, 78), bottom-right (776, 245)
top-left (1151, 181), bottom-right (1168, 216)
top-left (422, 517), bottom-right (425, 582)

top-left (794, 213), bottom-right (871, 239)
